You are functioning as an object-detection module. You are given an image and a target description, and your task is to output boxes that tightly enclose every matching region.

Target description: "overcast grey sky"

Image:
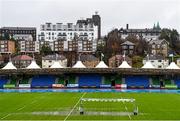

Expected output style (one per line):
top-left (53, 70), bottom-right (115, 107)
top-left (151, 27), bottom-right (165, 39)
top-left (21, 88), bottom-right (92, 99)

top-left (0, 0), bottom-right (180, 35)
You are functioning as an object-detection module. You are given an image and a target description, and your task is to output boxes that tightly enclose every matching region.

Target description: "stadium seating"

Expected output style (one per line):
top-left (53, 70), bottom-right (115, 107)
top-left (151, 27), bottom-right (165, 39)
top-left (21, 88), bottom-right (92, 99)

top-left (104, 76), bottom-right (111, 85)
top-left (152, 77), bottom-right (160, 85)
top-left (57, 76), bottom-right (64, 84)
top-left (10, 79), bottom-right (17, 85)
top-left (174, 78), bottom-right (180, 88)
top-left (0, 76), bottom-right (8, 88)
top-left (78, 74), bottom-right (102, 87)
top-left (68, 75), bottom-right (76, 84)
top-left (31, 75), bottom-right (56, 88)
top-left (114, 75), bottom-right (122, 84)
top-left (125, 76), bottom-right (149, 88)
top-left (164, 79), bottom-right (172, 85)
top-left (19, 79), bottom-right (29, 84)
top-left (3, 79), bottom-right (17, 89)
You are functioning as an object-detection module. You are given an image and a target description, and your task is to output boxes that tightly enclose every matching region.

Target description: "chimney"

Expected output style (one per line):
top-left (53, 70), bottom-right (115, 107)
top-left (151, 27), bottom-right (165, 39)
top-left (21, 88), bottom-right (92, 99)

top-left (126, 24), bottom-right (129, 30)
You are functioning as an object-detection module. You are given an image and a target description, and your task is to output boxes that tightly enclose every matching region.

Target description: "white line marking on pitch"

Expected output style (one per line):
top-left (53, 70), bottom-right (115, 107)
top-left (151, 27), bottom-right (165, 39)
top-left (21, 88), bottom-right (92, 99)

top-left (0, 114), bottom-right (11, 120)
top-left (17, 100), bottom-right (37, 111)
top-left (31, 100), bottom-right (37, 104)
top-left (0, 99), bottom-right (37, 119)
top-left (17, 105), bottom-right (26, 111)
top-left (64, 92), bottom-right (86, 121)
top-left (125, 106), bottom-right (128, 110)
top-left (122, 97), bottom-right (131, 120)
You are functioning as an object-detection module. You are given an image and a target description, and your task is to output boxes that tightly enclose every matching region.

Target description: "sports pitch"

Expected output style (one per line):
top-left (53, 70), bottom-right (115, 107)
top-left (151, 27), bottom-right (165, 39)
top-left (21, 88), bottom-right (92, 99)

top-left (0, 92), bottom-right (180, 120)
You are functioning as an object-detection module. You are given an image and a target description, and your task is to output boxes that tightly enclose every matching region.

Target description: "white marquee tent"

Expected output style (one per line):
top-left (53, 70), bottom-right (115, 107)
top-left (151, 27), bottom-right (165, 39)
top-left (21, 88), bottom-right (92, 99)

top-left (95, 61), bottom-right (108, 68)
top-left (26, 60), bottom-right (41, 69)
top-left (2, 61), bottom-right (17, 70)
top-left (118, 61), bottom-right (132, 68)
top-left (141, 61), bottom-right (155, 69)
top-left (73, 61), bottom-right (86, 68)
top-left (166, 62), bottom-right (180, 69)
top-left (50, 61), bottom-right (63, 68)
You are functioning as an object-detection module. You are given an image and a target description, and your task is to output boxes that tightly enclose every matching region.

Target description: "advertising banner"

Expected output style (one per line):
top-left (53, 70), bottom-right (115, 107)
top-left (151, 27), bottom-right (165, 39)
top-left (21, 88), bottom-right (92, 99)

top-left (52, 84), bottom-right (64, 88)
top-left (19, 84), bottom-right (31, 88)
top-left (100, 84), bottom-right (111, 88)
top-left (67, 84), bottom-right (79, 88)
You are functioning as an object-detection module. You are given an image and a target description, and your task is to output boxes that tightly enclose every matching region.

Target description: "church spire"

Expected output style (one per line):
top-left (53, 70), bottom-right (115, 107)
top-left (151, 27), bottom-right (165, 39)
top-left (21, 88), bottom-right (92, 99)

top-left (153, 23), bottom-right (156, 29)
top-left (156, 22), bottom-right (160, 30)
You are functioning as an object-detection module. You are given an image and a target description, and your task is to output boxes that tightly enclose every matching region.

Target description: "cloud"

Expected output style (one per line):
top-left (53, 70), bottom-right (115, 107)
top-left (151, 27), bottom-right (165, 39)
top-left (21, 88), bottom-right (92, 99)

top-left (0, 0), bottom-right (179, 35)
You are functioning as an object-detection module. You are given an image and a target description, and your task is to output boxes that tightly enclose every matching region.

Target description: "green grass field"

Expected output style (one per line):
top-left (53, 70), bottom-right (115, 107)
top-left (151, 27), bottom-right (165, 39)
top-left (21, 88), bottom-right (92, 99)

top-left (0, 92), bottom-right (180, 120)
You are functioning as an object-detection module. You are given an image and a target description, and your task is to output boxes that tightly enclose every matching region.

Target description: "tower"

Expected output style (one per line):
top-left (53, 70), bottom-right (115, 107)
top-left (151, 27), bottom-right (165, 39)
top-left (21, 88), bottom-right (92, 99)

top-left (92, 11), bottom-right (101, 39)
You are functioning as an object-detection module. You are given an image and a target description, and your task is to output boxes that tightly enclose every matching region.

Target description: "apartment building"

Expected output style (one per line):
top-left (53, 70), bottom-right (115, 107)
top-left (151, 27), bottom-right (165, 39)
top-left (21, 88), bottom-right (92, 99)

top-left (0, 40), bottom-right (15, 53)
top-left (119, 23), bottom-right (161, 41)
top-left (19, 40), bottom-right (39, 53)
top-left (143, 54), bottom-right (169, 69)
top-left (148, 39), bottom-right (169, 57)
top-left (0, 27), bottom-right (36, 41)
top-left (38, 13), bottom-right (101, 53)
top-left (42, 54), bottom-right (67, 68)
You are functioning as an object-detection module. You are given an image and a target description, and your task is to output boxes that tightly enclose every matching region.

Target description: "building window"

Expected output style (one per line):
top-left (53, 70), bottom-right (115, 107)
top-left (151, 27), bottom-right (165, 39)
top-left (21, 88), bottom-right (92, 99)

top-left (158, 65), bottom-right (162, 68)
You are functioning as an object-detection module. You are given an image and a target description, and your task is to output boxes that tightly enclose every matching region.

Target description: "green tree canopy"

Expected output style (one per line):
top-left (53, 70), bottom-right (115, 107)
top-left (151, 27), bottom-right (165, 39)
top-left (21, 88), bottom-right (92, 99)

top-left (159, 28), bottom-right (180, 54)
top-left (132, 55), bottom-right (143, 68)
top-left (40, 44), bottom-right (52, 56)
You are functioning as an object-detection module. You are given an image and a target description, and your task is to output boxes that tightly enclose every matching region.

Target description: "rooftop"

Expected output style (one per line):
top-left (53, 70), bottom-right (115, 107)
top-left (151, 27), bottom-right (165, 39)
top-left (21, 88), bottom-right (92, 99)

top-left (144, 55), bottom-right (165, 60)
top-left (1, 27), bottom-right (36, 30)
top-left (121, 41), bottom-right (135, 46)
top-left (42, 54), bottom-right (66, 60)
top-left (12, 55), bottom-right (33, 61)
top-left (80, 54), bottom-right (98, 62)
top-left (149, 39), bottom-right (168, 45)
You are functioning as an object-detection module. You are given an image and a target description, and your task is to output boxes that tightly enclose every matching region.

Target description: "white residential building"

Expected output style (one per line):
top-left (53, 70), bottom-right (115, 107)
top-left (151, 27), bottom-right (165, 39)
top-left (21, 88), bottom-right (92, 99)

top-left (38, 22), bottom-right (98, 42)
top-left (143, 55), bottom-right (169, 69)
top-left (38, 13), bottom-right (101, 53)
top-left (42, 54), bottom-right (67, 68)
top-left (119, 23), bottom-right (161, 41)
top-left (38, 22), bottom-right (98, 52)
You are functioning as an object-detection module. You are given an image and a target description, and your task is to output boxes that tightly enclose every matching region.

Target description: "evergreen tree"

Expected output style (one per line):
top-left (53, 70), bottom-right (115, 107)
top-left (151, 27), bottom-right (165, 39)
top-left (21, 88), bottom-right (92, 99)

top-left (40, 44), bottom-right (52, 56)
top-left (159, 28), bottom-right (180, 54)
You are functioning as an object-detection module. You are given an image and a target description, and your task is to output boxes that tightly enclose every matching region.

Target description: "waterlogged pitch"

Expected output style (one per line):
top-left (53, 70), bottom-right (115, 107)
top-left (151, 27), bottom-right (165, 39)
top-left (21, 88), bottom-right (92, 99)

top-left (0, 92), bottom-right (180, 120)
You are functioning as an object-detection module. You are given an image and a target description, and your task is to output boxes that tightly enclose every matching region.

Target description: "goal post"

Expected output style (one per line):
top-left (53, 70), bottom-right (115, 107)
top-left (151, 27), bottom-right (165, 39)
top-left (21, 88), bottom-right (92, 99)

top-left (79, 98), bottom-right (138, 116)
